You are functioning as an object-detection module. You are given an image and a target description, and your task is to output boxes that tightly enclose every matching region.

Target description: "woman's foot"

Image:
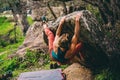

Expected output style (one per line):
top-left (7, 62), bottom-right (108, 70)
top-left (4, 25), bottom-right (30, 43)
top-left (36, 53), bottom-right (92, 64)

top-left (43, 23), bottom-right (48, 29)
top-left (50, 62), bottom-right (60, 69)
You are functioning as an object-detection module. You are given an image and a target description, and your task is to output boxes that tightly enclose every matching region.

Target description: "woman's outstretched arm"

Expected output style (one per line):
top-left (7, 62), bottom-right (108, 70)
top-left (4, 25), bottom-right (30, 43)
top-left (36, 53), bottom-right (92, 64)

top-left (65, 13), bottom-right (82, 59)
top-left (56, 16), bottom-right (66, 37)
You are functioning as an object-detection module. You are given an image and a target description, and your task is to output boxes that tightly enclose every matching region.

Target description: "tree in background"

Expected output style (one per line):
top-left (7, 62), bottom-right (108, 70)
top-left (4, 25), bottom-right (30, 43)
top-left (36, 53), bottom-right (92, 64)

top-left (0, 0), bottom-right (30, 36)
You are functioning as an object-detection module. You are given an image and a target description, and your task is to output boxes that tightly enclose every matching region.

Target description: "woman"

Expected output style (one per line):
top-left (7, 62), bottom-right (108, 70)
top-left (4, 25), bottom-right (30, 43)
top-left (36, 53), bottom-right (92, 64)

top-left (43, 13), bottom-right (83, 64)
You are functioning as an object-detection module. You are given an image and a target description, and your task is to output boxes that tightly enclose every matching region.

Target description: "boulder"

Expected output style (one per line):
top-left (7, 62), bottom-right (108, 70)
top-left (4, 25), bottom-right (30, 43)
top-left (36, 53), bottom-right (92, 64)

top-left (43, 10), bottom-right (109, 68)
top-left (47, 10), bottom-right (103, 44)
top-left (16, 10), bottom-right (108, 68)
top-left (16, 22), bottom-right (48, 56)
top-left (63, 63), bottom-right (93, 80)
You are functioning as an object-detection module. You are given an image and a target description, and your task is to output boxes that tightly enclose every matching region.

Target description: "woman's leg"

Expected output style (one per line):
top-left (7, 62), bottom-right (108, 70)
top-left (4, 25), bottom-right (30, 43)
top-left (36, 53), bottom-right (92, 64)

top-left (73, 42), bottom-right (82, 54)
top-left (44, 27), bottom-right (55, 55)
top-left (73, 42), bottom-right (84, 60)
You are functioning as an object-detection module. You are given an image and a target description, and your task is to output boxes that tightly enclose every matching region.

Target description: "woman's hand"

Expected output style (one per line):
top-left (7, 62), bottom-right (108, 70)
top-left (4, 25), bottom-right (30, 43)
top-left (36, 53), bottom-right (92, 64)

top-left (59, 16), bottom-right (66, 25)
top-left (75, 13), bottom-right (82, 21)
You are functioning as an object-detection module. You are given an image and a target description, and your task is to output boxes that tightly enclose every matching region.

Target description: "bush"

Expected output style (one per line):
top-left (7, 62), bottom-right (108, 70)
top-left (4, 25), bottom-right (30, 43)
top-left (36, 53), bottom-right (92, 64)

top-left (0, 39), bottom-right (9, 47)
top-left (94, 69), bottom-right (120, 80)
top-left (0, 16), bottom-right (7, 24)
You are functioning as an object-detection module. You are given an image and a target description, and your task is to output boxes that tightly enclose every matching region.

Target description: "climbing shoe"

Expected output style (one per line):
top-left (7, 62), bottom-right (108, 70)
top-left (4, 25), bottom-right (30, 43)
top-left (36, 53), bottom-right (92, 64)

top-left (50, 63), bottom-right (53, 69)
top-left (50, 62), bottom-right (60, 69)
top-left (41, 15), bottom-right (47, 22)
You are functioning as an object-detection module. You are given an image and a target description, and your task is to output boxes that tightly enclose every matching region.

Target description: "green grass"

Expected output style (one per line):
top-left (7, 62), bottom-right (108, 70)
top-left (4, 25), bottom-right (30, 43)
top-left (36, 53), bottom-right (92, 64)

top-left (27, 16), bottom-right (34, 25)
top-left (0, 50), bottom-right (51, 78)
top-left (0, 17), bottom-right (14, 35)
top-left (94, 69), bottom-right (120, 80)
top-left (0, 16), bottom-right (51, 79)
top-left (0, 16), bottom-right (33, 35)
top-left (0, 40), bottom-right (24, 52)
top-left (0, 16), bottom-right (25, 79)
top-left (0, 16), bottom-right (69, 80)
top-left (0, 24), bottom-right (24, 52)
top-left (86, 4), bottom-right (103, 24)
top-left (0, 48), bottom-right (68, 79)
top-left (0, 16), bottom-right (46, 79)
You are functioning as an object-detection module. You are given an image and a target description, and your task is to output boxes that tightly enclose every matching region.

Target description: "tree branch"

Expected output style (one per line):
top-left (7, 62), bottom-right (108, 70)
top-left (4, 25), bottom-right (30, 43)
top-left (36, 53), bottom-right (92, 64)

top-left (47, 3), bottom-right (57, 19)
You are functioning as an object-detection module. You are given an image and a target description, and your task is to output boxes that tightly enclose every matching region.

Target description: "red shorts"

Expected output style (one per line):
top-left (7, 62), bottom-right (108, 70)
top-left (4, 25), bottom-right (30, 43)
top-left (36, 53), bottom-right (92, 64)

top-left (44, 27), bottom-right (55, 55)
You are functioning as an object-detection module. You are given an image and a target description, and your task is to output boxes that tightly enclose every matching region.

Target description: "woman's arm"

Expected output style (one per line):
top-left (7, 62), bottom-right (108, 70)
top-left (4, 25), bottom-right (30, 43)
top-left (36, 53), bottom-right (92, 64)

top-left (56, 16), bottom-right (66, 36)
top-left (53, 16), bottom-right (66, 53)
top-left (65, 13), bottom-right (82, 59)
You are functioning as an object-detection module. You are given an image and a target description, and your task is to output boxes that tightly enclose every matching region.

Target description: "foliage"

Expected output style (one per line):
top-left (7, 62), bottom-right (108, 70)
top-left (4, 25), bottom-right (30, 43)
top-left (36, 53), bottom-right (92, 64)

top-left (0, 16), bottom-right (34, 48)
top-left (0, 17), bottom-right (24, 49)
top-left (0, 47), bottom-right (67, 79)
top-left (94, 69), bottom-right (120, 80)
top-left (27, 16), bottom-right (34, 25)
top-left (86, 4), bottom-right (103, 24)
top-left (0, 16), bottom-right (24, 79)
top-left (0, 49), bottom-right (51, 78)
top-left (0, 16), bottom-right (50, 79)
top-left (19, 50), bottom-right (50, 69)
top-left (0, 16), bottom-right (13, 35)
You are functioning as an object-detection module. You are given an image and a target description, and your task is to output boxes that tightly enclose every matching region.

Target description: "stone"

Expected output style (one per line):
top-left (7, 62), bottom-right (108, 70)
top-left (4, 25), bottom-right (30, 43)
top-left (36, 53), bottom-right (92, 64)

top-left (16, 22), bottom-right (48, 55)
top-left (43, 10), bottom-right (109, 68)
top-left (63, 63), bottom-right (93, 80)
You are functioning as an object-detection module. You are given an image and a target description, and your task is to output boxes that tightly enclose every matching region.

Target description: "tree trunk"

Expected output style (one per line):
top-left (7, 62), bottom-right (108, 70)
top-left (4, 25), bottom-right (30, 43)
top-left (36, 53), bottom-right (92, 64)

top-left (9, 0), bottom-right (30, 36)
top-left (17, 1), bottom-right (30, 36)
top-left (62, 1), bottom-right (68, 15)
top-left (18, 13), bottom-right (30, 36)
top-left (47, 3), bottom-right (57, 19)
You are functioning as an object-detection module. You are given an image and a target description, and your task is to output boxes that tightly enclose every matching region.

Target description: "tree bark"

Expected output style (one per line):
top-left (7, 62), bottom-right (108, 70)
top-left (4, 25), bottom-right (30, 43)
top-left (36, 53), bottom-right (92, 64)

top-left (8, 0), bottom-right (30, 36)
top-left (62, 1), bottom-right (68, 15)
top-left (17, 1), bottom-right (30, 36)
top-left (47, 3), bottom-right (57, 19)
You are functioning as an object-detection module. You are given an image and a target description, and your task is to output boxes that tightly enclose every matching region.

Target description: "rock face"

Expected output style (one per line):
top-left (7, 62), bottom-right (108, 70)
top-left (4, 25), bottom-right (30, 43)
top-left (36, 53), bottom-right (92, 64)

top-left (63, 63), bottom-right (93, 80)
top-left (43, 10), bottom-right (109, 68)
top-left (16, 22), bottom-right (48, 55)
top-left (47, 10), bottom-right (102, 44)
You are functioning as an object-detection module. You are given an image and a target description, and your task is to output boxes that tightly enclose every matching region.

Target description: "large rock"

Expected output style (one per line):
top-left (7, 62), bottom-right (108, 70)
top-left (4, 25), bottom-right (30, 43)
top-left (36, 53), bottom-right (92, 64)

top-left (16, 10), bottom-right (108, 68)
top-left (47, 10), bottom-right (103, 44)
top-left (63, 63), bottom-right (93, 80)
top-left (16, 22), bottom-right (48, 56)
top-left (44, 10), bottom-right (109, 68)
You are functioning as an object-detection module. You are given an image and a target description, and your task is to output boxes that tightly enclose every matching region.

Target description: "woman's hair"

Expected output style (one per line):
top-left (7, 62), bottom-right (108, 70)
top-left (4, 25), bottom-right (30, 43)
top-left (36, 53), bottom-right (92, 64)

top-left (58, 33), bottom-right (71, 50)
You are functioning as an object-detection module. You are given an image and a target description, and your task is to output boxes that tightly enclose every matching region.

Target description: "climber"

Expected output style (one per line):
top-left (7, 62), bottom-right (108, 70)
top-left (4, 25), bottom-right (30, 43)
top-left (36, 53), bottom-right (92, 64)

top-left (43, 13), bottom-right (83, 65)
